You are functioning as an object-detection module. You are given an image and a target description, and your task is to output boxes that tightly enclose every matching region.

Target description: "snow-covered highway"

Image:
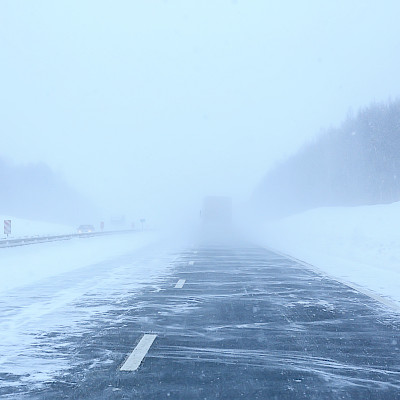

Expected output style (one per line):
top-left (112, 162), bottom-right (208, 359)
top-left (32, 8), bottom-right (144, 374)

top-left (1, 239), bottom-right (399, 399)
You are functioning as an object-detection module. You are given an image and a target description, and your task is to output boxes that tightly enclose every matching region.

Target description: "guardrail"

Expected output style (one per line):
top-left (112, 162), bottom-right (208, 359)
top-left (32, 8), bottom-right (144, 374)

top-left (0, 229), bottom-right (138, 248)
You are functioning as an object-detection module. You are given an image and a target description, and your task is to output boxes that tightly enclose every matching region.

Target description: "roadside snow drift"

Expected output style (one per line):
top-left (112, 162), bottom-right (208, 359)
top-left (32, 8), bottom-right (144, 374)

top-left (258, 201), bottom-right (400, 308)
top-left (0, 232), bottom-right (157, 293)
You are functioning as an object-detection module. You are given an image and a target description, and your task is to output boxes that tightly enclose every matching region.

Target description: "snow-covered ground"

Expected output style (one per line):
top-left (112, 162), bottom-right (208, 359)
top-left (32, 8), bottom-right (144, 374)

top-left (0, 231), bottom-right (157, 293)
top-left (257, 201), bottom-right (400, 310)
top-left (0, 215), bottom-right (75, 239)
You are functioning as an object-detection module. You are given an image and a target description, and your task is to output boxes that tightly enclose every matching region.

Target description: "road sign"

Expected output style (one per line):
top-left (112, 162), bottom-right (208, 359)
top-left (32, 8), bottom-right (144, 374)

top-left (4, 220), bottom-right (11, 236)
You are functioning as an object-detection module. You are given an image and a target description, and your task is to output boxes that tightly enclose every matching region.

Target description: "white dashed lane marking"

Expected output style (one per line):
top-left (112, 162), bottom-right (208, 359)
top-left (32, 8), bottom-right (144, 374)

top-left (188, 261), bottom-right (195, 266)
top-left (174, 279), bottom-right (186, 288)
top-left (120, 334), bottom-right (157, 372)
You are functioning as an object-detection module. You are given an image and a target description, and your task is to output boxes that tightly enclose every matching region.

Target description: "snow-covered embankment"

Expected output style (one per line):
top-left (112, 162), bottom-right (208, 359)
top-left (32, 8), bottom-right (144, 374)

top-left (0, 231), bottom-right (157, 293)
top-left (0, 215), bottom-right (75, 239)
top-left (258, 202), bottom-right (400, 308)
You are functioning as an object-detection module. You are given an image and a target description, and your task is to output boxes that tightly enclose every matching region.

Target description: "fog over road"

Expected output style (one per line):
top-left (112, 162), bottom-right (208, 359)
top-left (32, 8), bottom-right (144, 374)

top-left (1, 241), bottom-right (400, 399)
top-left (2, 3), bottom-right (400, 398)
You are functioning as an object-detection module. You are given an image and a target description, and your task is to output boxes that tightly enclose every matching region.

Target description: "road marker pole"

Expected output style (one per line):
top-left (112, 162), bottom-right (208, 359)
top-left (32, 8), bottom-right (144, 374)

top-left (4, 220), bottom-right (11, 238)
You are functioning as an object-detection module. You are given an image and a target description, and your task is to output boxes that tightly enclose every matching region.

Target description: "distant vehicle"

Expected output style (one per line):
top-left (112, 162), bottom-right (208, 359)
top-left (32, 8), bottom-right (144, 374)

top-left (201, 196), bottom-right (233, 241)
top-left (77, 224), bottom-right (95, 234)
top-left (202, 196), bottom-right (232, 226)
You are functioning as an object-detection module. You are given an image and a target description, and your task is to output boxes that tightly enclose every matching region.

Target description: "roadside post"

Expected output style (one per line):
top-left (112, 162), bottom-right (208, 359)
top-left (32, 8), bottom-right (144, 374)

top-left (4, 220), bottom-right (11, 238)
top-left (100, 221), bottom-right (104, 231)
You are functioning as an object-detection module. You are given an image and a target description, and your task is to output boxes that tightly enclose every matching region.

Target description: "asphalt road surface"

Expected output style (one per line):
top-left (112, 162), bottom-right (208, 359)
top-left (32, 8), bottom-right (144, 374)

top-left (3, 242), bottom-right (400, 399)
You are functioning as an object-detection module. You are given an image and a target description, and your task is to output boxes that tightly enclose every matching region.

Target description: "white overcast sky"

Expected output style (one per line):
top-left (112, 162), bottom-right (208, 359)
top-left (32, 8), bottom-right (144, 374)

top-left (1, 1), bottom-right (400, 223)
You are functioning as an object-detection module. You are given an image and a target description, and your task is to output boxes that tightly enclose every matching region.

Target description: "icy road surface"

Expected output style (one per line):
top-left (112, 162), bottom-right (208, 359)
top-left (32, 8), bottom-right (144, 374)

top-left (1, 243), bottom-right (400, 399)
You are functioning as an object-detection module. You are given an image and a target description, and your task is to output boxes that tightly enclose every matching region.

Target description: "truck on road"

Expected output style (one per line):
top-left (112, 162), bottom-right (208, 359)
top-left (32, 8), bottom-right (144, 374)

top-left (201, 196), bottom-right (232, 226)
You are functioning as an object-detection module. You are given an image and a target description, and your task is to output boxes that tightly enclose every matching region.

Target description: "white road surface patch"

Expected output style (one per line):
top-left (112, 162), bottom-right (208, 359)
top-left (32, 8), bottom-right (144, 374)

top-left (188, 261), bottom-right (195, 266)
top-left (120, 334), bottom-right (157, 372)
top-left (175, 279), bottom-right (186, 288)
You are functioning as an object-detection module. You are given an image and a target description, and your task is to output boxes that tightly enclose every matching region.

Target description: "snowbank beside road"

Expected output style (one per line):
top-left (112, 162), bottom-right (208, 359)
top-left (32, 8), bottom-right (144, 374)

top-left (0, 231), bottom-right (157, 293)
top-left (258, 202), bottom-right (400, 308)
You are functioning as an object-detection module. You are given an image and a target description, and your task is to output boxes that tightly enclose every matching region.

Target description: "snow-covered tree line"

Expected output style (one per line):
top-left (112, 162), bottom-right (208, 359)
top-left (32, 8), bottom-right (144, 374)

top-left (0, 159), bottom-right (98, 224)
top-left (254, 99), bottom-right (400, 217)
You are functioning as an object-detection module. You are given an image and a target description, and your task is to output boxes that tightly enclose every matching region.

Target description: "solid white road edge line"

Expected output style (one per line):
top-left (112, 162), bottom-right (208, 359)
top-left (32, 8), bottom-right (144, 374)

top-left (188, 261), bottom-right (195, 266)
top-left (120, 334), bottom-right (157, 372)
top-left (175, 279), bottom-right (186, 288)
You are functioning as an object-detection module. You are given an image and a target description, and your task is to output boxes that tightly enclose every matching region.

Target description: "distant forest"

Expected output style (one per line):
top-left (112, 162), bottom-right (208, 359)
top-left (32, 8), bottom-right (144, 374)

top-left (0, 159), bottom-right (97, 224)
top-left (254, 99), bottom-right (400, 218)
